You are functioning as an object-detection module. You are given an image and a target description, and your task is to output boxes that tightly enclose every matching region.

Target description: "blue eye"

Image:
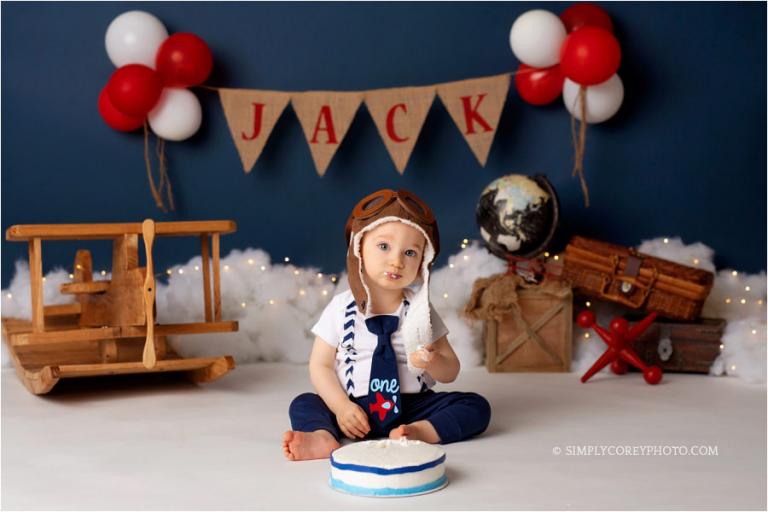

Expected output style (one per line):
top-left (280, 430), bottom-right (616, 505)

top-left (405, 249), bottom-right (418, 257)
top-left (378, 243), bottom-right (389, 251)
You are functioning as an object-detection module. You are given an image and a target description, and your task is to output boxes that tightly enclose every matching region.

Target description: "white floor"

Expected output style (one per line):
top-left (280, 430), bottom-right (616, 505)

top-left (1, 363), bottom-right (766, 510)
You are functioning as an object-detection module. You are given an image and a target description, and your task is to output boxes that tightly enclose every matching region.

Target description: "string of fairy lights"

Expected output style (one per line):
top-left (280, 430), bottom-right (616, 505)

top-left (3, 237), bottom-right (765, 376)
top-left (6, 238), bottom-right (765, 307)
top-left (2, 239), bottom-right (481, 308)
top-left (162, 255), bottom-right (344, 309)
top-left (3, 237), bottom-right (765, 309)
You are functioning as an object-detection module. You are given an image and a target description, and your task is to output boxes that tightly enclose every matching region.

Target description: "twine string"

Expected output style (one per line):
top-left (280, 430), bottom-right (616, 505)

top-left (569, 86), bottom-right (590, 208)
top-left (193, 67), bottom-right (541, 94)
top-left (143, 122), bottom-right (167, 212)
top-left (156, 136), bottom-right (166, 194)
top-left (155, 137), bottom-right (175, 211)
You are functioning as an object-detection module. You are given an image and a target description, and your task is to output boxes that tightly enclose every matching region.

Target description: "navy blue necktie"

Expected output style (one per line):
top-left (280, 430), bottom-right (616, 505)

top-left (365, 315), bottom-right (401, 429)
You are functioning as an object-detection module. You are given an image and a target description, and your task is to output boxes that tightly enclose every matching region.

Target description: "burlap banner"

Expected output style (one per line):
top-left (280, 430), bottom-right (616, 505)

top-left (219, 88), bottom-right (291, 173)
top-left (218, 72), bottom-right (512, 175)
top-left (291, 91), bottom-right (363, 177)
top-left (365, 85), bottom-right (435, 174)
top-left (437, 73), bottom-right (510, 167)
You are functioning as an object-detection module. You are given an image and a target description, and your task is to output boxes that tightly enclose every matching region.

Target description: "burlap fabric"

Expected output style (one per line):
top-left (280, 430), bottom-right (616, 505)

top-left (464, 273), bottom-right (571, 322)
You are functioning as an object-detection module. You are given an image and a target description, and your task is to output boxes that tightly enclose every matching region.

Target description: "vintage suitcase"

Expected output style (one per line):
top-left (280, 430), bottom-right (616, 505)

top-left (482, 286), bottom-right (573, 372)
top-left (562, 236), bottom-right (714, 321)
top-left (626, 316), bottom-right (726, 373)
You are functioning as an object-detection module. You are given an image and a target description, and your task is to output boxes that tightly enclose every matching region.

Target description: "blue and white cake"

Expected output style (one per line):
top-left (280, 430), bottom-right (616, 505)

top-left (329, 438), bottom-right (448, 497)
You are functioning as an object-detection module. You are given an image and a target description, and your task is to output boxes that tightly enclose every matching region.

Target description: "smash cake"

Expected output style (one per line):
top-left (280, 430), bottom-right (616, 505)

top-left (329, 438), bottom-right (448, 497)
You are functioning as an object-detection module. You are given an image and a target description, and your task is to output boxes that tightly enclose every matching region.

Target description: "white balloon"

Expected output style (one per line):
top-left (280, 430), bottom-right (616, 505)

top-left (562, 74), bottom-right (624, 124)
top-left (509, 9), bottom-right (567, 68)
top-left (148, 88), bottom-right (203, 141)
top-left (105, 11), bottom-right (168, 68)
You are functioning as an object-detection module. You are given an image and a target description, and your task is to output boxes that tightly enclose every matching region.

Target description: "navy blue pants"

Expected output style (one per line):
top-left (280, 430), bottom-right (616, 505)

top-left (289, 390), bottom-right (491, 444)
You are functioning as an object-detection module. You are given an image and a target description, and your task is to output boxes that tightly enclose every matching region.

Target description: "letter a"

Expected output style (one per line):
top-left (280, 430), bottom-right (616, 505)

top-left (292, 91), bottom-right (362, 175)
top-left (310, 105), bottom-right (338, 144)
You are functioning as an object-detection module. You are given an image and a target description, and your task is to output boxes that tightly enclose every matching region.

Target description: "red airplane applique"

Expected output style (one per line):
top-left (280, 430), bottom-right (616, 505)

top-left (369, 392), bottom-right (395, 421)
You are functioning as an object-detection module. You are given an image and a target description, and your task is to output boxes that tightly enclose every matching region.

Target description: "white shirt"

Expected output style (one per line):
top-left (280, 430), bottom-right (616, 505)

top-left (311, 289), bottom-right (450, 397)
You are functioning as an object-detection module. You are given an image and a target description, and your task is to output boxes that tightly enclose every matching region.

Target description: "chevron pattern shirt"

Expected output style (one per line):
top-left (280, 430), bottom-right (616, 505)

top-left (311, 289), bottom-right (449, 398)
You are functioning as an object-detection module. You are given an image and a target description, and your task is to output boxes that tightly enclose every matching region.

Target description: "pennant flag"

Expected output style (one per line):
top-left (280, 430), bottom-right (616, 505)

top-left (219, 88), bottom-right (291, 173)
top-left (365, 85), bottom-right (435, 174)
top-left (437, 73), bottom-right (510, 166)
top-left (291, 91), bottom-right (363, 176)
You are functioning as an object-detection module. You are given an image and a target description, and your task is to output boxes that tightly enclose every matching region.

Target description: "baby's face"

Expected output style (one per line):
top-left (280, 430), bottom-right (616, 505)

top-left (361, 221), bottom-right (426, 291)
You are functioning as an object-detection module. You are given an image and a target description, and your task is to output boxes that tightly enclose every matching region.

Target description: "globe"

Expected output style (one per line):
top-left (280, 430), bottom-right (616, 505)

top-left (476, 174), bottom-right (559, 260)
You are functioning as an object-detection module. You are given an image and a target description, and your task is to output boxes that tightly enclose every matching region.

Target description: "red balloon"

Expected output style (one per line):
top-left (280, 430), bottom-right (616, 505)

top-left (106, 64), bottom-right (163, 116)
top-left (515, 64), bottom-right (564, 106)
top-left (559, 26), bottom-right (621, 86)
top-left (155, 33), bottom-right (213, 87)
top-left (560, 3), bottom-right (614, 33)
top-left (98, 86), bottom-right (145, 132)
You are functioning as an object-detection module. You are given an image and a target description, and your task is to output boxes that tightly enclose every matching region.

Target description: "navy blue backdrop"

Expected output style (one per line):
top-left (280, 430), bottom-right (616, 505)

top-left (2, 2), bottom-right (766, 288)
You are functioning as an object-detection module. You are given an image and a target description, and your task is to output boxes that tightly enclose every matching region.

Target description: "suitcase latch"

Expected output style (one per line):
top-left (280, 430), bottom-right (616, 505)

top-left (620, 255), bottom-right (643, 296)
top-left (657, 326), bottom-right (674, 361)
top-left (600, 254), bottom-right (658, 309)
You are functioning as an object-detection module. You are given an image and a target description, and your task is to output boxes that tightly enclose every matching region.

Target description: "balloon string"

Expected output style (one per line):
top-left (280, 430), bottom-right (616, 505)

top-left (155, 137), bottom-right (175, 211)
top-left (569, 86), bottom-right (590, 208)
top-left (144, 122), bottom-right (167, 212)
top-left (156, 137), bottom-right (166, 195)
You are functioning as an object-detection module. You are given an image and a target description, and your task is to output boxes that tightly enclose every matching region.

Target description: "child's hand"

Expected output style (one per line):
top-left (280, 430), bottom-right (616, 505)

top-left (409, 344), bottom-right (436, 369)
top-left (337, 401), bottom-right (370, 439)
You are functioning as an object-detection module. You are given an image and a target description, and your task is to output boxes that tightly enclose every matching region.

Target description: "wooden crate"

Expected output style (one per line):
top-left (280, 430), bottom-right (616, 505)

top-left (484, 287), bottom-right (573, 372)
top-left (627, 316), bottom-right (726, 373)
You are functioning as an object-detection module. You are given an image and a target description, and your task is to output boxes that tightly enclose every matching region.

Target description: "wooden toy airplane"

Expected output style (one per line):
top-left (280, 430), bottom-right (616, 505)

top-left (2, 219), bottom-right (239, 394)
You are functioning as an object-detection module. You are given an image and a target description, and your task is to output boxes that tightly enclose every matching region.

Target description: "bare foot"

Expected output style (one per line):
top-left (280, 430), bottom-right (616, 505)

top-left (282, 430), bottom-right (340, 461)
top-left (389, 421), bottom-right (441, 444)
